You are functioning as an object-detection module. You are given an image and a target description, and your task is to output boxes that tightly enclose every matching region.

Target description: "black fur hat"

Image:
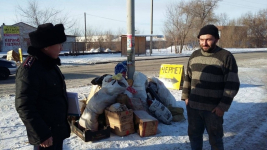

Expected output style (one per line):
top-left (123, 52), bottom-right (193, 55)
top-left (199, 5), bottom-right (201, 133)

top-left (197, 24), bottom-right (220, 39)
top-left (29, 23), bottom-right (66, 49)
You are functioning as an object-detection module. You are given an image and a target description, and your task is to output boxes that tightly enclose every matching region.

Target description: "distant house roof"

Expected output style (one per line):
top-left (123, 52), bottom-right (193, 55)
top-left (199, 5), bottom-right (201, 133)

top-left (12, 22), bottom-right (37, 29)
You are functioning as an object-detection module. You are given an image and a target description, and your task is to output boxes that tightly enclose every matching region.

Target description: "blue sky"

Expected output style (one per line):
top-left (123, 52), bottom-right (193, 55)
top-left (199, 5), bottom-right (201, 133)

top-left (0, 0), bottom-right (266, 35)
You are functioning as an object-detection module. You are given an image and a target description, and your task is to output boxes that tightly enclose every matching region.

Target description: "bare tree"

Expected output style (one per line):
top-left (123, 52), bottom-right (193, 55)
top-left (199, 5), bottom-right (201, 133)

top-left (94, 31), bottom-right (104, 51)
top-left (85, 27), bottom-right (96, 51)
top-left (241, 9), bottom-right (267, 48)
top-left (216, 13), bottom-right (229, 26)
top-left (164, 32), bottom-right (175, 53)
top-left (188, 0), bottom-right (220, 26)
top-left (16, 0), bottom-right (75, 30)
top-left (103, 29), bottom-right (115, 50)
top-left (164, 0), bottom-right (220, 53)
top-left (70, 25), bottom-right (82, 37)
top-left (164, 1), bottom-right (195, 53)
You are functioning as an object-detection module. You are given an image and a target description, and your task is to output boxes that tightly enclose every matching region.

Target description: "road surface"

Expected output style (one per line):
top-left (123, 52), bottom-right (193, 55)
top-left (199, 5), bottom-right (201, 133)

top-left (0, 52), bottom-right (266, 95)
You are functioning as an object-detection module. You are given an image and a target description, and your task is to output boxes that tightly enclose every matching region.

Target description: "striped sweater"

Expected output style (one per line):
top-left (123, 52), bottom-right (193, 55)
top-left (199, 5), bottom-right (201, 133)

top-left (181, 46), bottom-right (240, 112)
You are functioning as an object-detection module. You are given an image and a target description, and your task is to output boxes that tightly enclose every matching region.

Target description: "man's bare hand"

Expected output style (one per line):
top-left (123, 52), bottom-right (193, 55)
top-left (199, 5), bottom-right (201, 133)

top-left (185, 99), bottom-right (189, 106)
top-left (40, 136), bottom-right (53, 147)
top-left (212, 107), bottom-right (224, 117)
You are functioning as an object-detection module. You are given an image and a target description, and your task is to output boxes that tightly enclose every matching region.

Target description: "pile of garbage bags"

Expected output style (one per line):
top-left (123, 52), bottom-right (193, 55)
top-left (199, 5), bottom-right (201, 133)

top-left (78, 61), bottom-right (185, 131)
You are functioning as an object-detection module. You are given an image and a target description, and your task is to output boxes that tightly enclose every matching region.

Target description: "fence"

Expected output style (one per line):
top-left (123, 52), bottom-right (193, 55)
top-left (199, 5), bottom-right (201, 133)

top-left (62, 42), bottom-right (121, 54)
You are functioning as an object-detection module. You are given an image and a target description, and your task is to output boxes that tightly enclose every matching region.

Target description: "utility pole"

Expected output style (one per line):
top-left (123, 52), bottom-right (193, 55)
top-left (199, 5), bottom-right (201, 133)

top-left (84, 12), bottom-right (87, 42)
top-left (150, 0), bottom-right (153, 56)
top-left (126, 0), bottom-right (135, 86)
top-left (84, 12), bottom-right (87, 53)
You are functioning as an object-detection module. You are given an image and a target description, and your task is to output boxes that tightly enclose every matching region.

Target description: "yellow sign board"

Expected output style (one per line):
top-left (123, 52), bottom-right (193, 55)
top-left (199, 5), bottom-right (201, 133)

top-left (19, 48), bottom-right (23, 63)
top-left (3, 26), bottom-right (20, 34)
top-left (159, 64), bottom-right (184, 90)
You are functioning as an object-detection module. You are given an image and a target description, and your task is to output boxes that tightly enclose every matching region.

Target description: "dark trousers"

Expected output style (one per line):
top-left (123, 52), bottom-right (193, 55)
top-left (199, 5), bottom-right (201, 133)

top-left (33, 140), bottom-right (63, 150)
top-left (186, 105), bottom-right (224, 150)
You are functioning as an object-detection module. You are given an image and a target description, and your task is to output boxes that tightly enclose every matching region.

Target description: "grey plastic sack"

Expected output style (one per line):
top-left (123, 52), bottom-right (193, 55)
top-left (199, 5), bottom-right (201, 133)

top-left (148, 100), bottom-right (172, 125)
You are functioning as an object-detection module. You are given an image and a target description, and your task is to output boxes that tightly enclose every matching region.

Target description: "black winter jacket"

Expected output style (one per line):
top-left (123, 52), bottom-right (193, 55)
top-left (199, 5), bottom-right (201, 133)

top-left (15, 46), bottom-right (70, 145)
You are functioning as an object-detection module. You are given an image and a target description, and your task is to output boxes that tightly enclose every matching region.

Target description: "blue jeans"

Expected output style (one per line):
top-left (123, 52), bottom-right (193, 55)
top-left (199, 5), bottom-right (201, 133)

top-left (186, 105), bottom-right (224, 150)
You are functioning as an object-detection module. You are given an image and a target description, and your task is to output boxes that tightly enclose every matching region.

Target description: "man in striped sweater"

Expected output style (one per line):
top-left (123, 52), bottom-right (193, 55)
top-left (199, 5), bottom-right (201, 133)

top-left (182, 24), bottom-right (240, 150)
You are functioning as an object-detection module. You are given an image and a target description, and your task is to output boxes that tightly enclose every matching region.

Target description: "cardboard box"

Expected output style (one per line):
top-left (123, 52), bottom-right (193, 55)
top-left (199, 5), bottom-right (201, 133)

top-left (68, 116), bottom-right (110, 142)
top-left (105, 109), bottom-right (133, 125)
top-left (109, 122), bottom-right (135, 136)
top-left (105, 109), bottom-right (135, 136)
top-left (134, 110), bottom-right (158, 137)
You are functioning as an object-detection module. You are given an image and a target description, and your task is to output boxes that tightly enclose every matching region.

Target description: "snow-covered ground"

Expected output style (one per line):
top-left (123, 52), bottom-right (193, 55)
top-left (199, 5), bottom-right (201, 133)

top-left (0, 47), bottom-right (267, 150)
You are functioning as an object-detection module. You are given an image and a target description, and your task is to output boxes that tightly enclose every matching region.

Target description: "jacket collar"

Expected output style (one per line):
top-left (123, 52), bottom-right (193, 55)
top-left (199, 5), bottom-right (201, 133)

top-left (27, 46), bottom-right (61, 69)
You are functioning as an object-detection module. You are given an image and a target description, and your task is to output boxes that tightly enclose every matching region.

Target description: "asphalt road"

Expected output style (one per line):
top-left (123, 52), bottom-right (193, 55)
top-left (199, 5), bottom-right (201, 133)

top-left (1, 52), bottom-right (266, 95)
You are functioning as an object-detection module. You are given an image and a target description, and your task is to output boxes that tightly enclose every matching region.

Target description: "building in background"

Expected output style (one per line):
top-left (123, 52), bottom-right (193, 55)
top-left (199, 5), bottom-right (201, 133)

top-left (0, 22), bottom-right (76, 53)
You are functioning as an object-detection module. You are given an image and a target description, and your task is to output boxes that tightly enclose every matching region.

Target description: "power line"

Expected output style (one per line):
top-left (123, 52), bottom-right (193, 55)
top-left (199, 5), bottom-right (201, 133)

top-left (86, 13), bottom-right (126, 23)
top-left (241, 0), bottom-right (267, 6)
top-left (220, 1), bottom-right (266, 10)
top-left (85, 13), bottom-right (162, 26)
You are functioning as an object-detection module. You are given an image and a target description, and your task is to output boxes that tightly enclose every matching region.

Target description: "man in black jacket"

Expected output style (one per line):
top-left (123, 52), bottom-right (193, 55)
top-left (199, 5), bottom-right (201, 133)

top-left (15, 23), bottom-right (70, 150)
